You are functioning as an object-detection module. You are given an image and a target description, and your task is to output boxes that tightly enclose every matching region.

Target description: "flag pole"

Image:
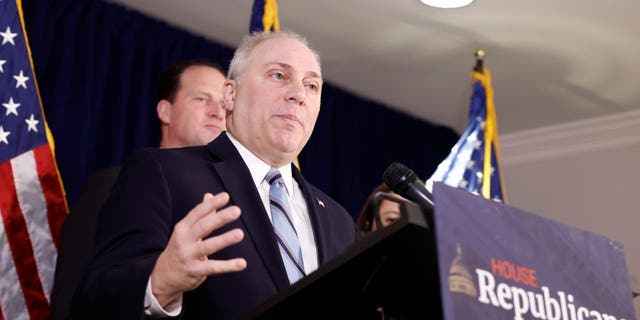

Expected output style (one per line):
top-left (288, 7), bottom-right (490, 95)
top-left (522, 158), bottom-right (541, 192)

top-left (474, 48), bottom-right (485, 73)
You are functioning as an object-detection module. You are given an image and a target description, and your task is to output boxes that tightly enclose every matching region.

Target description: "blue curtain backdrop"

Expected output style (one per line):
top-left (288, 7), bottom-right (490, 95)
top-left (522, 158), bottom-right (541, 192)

top-left (21, 0), bottom-right (458, 218)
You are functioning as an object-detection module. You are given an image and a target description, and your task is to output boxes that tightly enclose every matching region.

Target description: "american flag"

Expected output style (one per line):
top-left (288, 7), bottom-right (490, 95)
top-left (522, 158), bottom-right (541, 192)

top-left (0, 1), bottom-right (68, 319)
top-left (427, 67), bottom-right (506, 202)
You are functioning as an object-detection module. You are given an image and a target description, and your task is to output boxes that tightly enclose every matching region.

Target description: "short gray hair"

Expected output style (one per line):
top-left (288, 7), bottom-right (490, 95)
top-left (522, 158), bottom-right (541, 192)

top-left (227, 30), bottom-right (321, 81)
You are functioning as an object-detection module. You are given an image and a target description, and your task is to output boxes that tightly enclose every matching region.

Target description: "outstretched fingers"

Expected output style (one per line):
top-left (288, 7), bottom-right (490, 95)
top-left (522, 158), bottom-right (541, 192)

top-left (192, 204), bottom-right (241, 241)
top-left (196, 257), bottom-right (247, 276)
top-left (181, 192), bottom-right (230, 230)
top-left (150, 192), bottom-right (246, 305)
top-left (199, 228), bottom-right (244, 259)
top-left (193, 228), bottom-right (247, 275)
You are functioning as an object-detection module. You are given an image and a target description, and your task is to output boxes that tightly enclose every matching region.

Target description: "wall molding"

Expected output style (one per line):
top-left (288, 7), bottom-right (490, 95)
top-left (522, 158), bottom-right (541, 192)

top-left (500, 109), bottom-right (640, 165)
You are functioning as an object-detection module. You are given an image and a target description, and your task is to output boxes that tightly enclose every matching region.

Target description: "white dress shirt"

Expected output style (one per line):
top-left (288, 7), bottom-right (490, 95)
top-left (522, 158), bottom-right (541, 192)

top-left (145, 132), bottom-right (318, 317)
top-left (227, 132), bottom-right (318, 273)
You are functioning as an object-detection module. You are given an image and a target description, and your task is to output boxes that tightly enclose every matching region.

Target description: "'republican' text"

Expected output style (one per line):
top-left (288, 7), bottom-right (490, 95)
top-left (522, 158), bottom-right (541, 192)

top-left (475, 266), bottom-right (626, 320)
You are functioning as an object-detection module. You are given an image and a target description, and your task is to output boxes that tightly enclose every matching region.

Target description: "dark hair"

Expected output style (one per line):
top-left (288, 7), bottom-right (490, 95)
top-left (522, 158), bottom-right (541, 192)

top-left (357, 183), bottom-right (392, 232)
top-left (156, 60), bottom-right (224, 103)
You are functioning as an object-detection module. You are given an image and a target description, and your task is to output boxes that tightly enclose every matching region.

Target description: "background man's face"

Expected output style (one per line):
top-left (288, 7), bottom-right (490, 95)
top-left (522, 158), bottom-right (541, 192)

top-left (163, 65), bottom-right (226, 147)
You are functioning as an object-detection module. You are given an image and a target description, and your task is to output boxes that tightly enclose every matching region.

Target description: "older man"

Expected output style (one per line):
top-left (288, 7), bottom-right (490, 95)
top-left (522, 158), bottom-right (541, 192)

top-left (72, 31), bottom-right (357, 319)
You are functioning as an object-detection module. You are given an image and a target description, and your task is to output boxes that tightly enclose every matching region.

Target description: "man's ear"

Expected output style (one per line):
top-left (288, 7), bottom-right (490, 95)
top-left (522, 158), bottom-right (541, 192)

top-left (156, 100), bottom-right (171, 124)
top-left (222, 80), bottom-right (237, 111)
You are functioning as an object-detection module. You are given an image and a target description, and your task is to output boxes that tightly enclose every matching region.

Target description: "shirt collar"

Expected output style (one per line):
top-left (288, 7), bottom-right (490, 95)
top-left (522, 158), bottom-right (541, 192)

top-left (226, 132), bottom-right (294, 197)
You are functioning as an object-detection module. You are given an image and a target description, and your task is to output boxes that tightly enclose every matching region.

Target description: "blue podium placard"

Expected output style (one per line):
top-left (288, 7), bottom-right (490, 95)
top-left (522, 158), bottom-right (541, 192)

top-left (433, 183), bottom-right (636, 320)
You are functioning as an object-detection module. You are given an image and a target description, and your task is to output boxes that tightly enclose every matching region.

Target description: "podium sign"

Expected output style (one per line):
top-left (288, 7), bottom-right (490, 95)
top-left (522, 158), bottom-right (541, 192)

top-left (433, 183), bottom-right (636, 320)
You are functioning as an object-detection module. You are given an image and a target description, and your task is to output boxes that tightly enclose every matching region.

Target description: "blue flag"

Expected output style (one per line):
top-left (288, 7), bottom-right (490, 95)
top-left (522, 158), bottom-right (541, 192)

top-left (250, 0), bottom-right (280, 33)
top-left (427, 68), bottom-right (506, 202)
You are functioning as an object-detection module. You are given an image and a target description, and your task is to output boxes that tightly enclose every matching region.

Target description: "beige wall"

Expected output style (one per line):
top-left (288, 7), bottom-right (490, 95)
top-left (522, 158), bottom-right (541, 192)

top-left (500, 109), bottom-right (640, 317)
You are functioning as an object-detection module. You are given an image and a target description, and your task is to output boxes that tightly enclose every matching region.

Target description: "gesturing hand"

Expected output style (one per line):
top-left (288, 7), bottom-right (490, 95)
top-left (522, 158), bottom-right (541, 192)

top-left (150, 192), bottom-right (247, 307)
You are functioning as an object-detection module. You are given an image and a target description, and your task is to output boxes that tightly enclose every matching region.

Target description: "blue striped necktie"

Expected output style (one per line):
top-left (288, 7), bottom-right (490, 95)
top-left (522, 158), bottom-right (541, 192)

top-left (265, 168), bottom-right (305, 284)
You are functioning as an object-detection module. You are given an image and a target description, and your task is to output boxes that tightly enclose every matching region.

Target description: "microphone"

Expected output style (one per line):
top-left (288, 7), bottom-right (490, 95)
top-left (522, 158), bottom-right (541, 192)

top-left (382, 162), bottom-right (434, 209)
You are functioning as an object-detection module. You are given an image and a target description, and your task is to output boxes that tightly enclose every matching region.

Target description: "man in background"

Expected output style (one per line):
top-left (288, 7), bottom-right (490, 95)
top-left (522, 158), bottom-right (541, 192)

top-left (50, 60), bottom-right (227, 320)
top-left (155, 60), bottom-right (226, 148)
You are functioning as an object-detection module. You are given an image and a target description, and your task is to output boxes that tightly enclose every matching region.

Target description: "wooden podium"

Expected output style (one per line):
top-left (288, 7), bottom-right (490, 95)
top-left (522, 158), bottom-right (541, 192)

top-left (242, 201), bottom-right (442, 319)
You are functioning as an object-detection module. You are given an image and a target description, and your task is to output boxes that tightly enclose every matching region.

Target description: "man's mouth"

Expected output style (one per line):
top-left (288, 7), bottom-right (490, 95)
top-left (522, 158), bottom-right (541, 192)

top-left (275, 114), bottom-right (301, 125)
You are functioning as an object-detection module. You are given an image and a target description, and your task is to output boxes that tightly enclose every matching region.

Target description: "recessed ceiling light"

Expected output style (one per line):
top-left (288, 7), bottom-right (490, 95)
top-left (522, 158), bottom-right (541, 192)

top-left (420, 0), bottom-right (474, 9)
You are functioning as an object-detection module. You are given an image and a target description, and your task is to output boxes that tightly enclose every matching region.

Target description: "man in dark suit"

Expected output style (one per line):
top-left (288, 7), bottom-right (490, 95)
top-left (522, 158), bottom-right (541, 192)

top-left (50, 60), bottom-right (227, 320)
top-left (72, 31), bottom-right (358, 319)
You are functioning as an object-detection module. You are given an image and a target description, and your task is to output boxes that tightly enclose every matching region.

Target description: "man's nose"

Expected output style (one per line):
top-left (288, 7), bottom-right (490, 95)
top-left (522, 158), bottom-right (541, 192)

top-left (285, 82), bottom-right (306, 105)
top-left (208, 99), bottom-right (225, 118)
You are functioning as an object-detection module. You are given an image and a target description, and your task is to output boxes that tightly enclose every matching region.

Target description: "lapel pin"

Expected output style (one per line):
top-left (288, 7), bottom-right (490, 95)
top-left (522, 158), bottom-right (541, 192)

top-left (316, 197), bottom-right (325, 208)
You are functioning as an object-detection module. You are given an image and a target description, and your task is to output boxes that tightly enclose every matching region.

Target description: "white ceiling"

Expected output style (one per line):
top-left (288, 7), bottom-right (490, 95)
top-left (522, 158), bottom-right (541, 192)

top-left (111, 0), bottom-right (640, 135)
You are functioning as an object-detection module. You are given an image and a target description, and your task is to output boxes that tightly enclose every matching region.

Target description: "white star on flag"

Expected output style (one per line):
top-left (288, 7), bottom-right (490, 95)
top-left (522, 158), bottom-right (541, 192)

top-left (466, 132), bottom-right (477, 143)
top-left (3, 97), bottom-right (21, 116)
top-left (466, 160), bottom-right (475, 169)
top-left (0, 126), bottom-right (10, 144)
top-left (14, 70), bottom-right (30, 89)
top-left (25, 114), bottom-right (39, 132)
top-left (0, 26), bottom-right (17, 45)
top-left (0, 59), bottom-right (6, 73)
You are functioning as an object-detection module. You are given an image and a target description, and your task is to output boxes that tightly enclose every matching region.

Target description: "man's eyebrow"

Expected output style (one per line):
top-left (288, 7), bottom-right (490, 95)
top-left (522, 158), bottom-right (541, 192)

top-left (305, 70), bottom-right (322, 80)
top-left (195, 90), bottom-right (213, 98)
top-left (265, 62), bottom-right (321, 79)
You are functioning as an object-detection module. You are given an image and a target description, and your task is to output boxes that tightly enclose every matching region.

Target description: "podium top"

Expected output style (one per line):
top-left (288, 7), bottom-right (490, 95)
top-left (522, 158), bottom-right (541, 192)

top-left (242, 201), bottom-right (441, 320)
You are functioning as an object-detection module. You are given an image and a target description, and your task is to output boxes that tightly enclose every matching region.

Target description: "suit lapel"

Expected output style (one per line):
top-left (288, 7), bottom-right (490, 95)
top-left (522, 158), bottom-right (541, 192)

top-left (206, 134), bottom-right (290, 290)
top-left (292, 166), bottom-right (331, 265)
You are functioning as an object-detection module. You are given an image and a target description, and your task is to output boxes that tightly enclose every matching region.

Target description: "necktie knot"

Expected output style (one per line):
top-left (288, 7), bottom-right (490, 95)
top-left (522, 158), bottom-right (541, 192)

top-left (265, 168), bottom-right (283, 187)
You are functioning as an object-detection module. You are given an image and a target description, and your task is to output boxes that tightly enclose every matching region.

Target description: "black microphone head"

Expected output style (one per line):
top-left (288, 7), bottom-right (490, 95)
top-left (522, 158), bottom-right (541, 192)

top-left (382, 162), bottom-right (418, 194)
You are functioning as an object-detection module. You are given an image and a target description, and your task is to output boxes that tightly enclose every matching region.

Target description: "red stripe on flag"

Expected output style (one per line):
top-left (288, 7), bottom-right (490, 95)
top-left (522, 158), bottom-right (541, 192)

top-left (32, 145), bottom-right (67, 249)
top-left (0, 161), bottom-right (51, 320)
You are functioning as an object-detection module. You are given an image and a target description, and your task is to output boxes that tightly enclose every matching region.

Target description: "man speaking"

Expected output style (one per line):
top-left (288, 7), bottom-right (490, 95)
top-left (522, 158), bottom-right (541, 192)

top-left (72, 31), bottom-right (357, 319)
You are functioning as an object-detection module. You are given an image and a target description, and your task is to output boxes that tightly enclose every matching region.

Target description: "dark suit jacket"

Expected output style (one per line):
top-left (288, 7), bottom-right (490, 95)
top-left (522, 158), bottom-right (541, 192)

top-left (72, 134), bottom-right (358, 319)
top-left (50, 166), bottom-right (120, 320)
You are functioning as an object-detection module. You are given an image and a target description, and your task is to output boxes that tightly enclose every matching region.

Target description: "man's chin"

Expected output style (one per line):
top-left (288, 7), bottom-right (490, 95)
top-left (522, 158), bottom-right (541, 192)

top-left (273, 141), bottom-right (304, 160)
top-left (201, 129), bottom-right (224, 143)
